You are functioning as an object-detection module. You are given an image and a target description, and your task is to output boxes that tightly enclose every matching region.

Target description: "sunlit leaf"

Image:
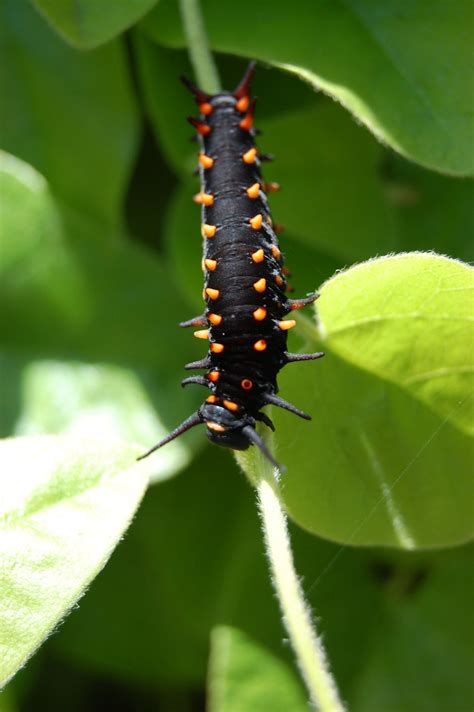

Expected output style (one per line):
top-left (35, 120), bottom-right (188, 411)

top-left (0, 435), bottom-right (150, 686)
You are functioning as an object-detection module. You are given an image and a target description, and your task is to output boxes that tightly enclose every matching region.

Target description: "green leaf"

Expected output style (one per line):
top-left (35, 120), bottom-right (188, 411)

top-left (1, 356), bottom-right (193, 483)
top-left (351, 545), bottom-right (474, 712)
top-left (0, 435), bottom-right (150, 687)
top-left (318, 253), bottom-right (474, 436)
top-left (142, 0), bottom-right (474, 176)
top-left (32, 0), bottom-right (158, 49)
top-left (208, 626), bottom-right (310, 712)
top-left (0, 152), bottom-right (197, 370)
top-left (0, 0), bottom-right (139, 237)
top-left (240, 254), bottom-right (473, 548)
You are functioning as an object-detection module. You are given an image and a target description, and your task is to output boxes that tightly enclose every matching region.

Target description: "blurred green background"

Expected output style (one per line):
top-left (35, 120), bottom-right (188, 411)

top-left (1, 1), bottom-right (473, 710)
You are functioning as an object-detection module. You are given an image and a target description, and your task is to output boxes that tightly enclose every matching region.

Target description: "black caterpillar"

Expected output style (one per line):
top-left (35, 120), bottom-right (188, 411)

top-left (140, 62), bottom-right (323, 469)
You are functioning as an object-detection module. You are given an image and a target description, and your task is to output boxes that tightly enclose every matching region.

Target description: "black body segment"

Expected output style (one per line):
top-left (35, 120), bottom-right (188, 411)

top-left (138, 63), bottom-right (322, 469)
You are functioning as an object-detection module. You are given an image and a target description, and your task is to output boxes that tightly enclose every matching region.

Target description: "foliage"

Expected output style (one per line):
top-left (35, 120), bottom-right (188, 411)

top-left (0, 0), bottom-right (472, 710)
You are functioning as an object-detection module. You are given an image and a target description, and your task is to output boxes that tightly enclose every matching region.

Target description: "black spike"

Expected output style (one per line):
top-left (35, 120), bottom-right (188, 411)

top-left (286, 293), bottom-right (320, 311)
top-left (184, 358), bottom-right (211, 370)
top-left (179, 314), bottom-right (206, 328)
top-left (255, 412), bottom-right (275, 431)
top-left (285, 352), bottom-right (325, 363)
top-left (259, 153), bottom-right (274, 162)
top-left (180, 75), bottom-right (210, 103)
top-left (137, 411), bottom-right (203, 461)
top-left (181, 375), bottom-right (209, 388)
top-left (242, 425), bottom-right (285, 472)
top-left (263, 394), bottom-right (311, 420)
top-left (234, 61), bottom-right (257, 98)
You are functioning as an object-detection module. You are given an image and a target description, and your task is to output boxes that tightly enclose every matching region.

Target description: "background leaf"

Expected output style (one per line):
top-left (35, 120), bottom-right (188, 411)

top-left (0, 435), bottom-right (150, 687)
top-left (208, 626), bottom-right (309, 712)
top-left (141, 0), bottom-right (474, 175)
top-left (0, 0), bottom-right (139, 240)
top-left (32, 0), bottom-right (158, 49)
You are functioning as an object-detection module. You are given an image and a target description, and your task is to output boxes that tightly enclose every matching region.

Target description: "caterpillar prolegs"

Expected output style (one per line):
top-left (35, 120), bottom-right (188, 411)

top-left (139, 62), bottom-right (323, 470)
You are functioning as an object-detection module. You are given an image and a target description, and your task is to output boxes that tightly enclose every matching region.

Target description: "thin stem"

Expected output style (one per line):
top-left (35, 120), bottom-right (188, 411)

top-left (257, 474), bottom-right (345, 712)
top-left (179, 0), bottom-right (221, 94)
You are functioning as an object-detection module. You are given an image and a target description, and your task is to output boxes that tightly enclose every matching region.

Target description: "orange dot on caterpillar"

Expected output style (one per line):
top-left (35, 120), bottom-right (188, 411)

top-left (208, 313), bottom-right (222, 325)
top-left (253, 307), bottom-right (267, 321)
top-left (251, 248), bottom-right (265, 263)
top-left (202, 224), bottom-right (217, 238)
top-left (199, 153), bottom-right (214, 169)
top-left (253, 278), bottom-right (266, 293)
top-left (253, 339), bottom-right (267, 352)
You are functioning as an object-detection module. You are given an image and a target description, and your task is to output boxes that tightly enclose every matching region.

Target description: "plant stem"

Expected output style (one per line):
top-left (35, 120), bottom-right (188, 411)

top-left (257, 474), bottom-right (345, 712)
top-left (179, 0), bottom-right (221, 94)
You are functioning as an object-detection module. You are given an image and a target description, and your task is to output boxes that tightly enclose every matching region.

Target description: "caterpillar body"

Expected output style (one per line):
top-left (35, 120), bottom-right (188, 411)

top-left (140, 62), bottom-right (323, 469)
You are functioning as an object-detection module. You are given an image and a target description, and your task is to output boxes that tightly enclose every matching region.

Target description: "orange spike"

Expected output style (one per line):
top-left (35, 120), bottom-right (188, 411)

top-left (241, 379), bottom-right (253, 390)
top-left (223, 400), bottom-right (239, 412)
top-left (275, 275), bottom-right (284, 287)
top-left (243, 147), bottom-right (257, 164)
top-left (253, 339), bottom-right (267, 352)
top-left (187, 117), bottom-right (211, 136)
top-left (208, 371), bottom-right (220, 382)
top-left (199, 102), bottom-right (213, 115)
top-left (253, 307), bottom-right (267, 321)
top-left (211, 342), bottom-right (224, 353)
top-left (206, 421), bottom-right (226, 432)
top-left (253, 278), bottom-right (266, 293)
top-left (194, 329), bottom-right (209, 339)
top-left (265, 182), bottom-right (280, 193)
top-left (208, 313), bottom-right (222, 325)
top-left (205, 287), bottom-right (220, 300)
top-left (239, 113), bottom-right (253, 131)
top-left (278, 320), bottom-right (296, 331)
top-left (274, 223), bottom-right (284, 234)
top-left (199, 153), bottom-right (214, 169)
top-left (250, 214), bottom-right (263, 230)
top-left (206, 395), bottom-right (219, 404)
top-left (194, 192), bottom-right (214, 206)
top-left (271, 245), bottom-right (281, 260)
top-left (282, 266), bottom-right (291, 276)
top-left (235, 95), bottom-right (249, 113)
top-left (202, 224), bottom-right (217, 238)
top-left (251, 248), bottom-right (265, 263)
top-left (239, 99), bottom-right (256, 131)
top-left (246, 182), bottom-right (260, 199)
top-left (267, 216), bottom-right (273, 227)
top-left (204, 258), bottom-right (217, 271)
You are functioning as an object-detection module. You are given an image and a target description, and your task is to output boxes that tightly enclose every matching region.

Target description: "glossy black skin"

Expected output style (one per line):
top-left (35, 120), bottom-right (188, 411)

top-left (195, 91), bottom-right (292, 448)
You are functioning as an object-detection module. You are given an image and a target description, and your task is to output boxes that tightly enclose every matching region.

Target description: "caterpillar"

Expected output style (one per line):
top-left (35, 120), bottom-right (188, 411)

top-left (139, 62), bottom-right (323, 470)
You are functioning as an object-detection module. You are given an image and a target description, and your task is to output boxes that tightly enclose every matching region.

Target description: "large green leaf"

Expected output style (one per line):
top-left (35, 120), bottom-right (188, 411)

top-left (208, 626), bottom-right (309, 712)
top-left (318, 253), bottom-right (473, 435)
top-left (240, 254), bottom-right (473, 548)
top-left (0, 435), bottom-right (150, 687)
top-left (0, 0), bottom-right (139, 238)
top-left (32, 0), bottom-right (158, 49)
top-left (142, 0), bottom-right (474, 176)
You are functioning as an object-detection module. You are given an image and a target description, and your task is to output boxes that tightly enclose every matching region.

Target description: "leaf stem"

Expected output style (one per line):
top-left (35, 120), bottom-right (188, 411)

top-left (257, 473), bottom-right (345, 712)
top-left (179, 0), bottom-right (221, 94)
